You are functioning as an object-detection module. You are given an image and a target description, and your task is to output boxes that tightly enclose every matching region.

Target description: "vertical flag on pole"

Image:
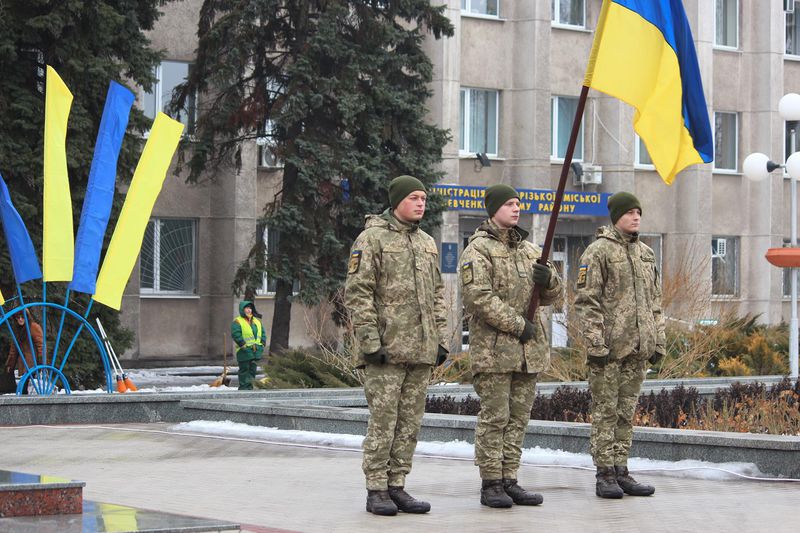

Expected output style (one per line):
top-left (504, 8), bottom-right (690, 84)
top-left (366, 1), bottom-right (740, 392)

top-left (584, 0), bottom-right (713, 184)
top-left (0, 175), bottom-right (43, 284)
top-left (93, 113), bottom-right (184, 309)
top-left (43, 66), bottom-right (75, 280)
top-left (70, 81), bottom-right (135, 295)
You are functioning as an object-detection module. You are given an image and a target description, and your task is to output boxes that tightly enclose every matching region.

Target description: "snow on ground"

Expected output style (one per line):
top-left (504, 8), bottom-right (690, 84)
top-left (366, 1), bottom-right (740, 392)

top-left (172, 420), bottom-right (767, 481)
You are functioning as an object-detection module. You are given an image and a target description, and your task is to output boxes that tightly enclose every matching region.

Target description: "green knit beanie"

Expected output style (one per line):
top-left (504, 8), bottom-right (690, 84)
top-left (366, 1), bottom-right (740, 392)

top-left (485, 184), bottom-right (520, 217)
top-left (388, 175), bottom-right (426, 209)
top-left (608, 191), bottom-right (642, 224)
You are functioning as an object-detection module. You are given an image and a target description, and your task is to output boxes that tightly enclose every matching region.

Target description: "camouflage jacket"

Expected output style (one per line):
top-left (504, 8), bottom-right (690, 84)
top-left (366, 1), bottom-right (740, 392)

top-left (574, 225), bottom-right (666, 362)
top-left (460, 220), bottom-right (562, 374)
top-left (344, 210), bottom-right (448, 366)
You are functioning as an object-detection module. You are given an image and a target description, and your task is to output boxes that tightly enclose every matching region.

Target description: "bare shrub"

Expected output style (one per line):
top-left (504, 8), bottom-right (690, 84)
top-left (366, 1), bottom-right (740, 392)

top-left (302, 289), bottom-right (364, 385)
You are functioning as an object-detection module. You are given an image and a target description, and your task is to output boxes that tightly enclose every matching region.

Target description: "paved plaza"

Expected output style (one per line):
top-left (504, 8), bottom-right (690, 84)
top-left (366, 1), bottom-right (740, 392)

top-left (0, 423), bottom-right (797, 532)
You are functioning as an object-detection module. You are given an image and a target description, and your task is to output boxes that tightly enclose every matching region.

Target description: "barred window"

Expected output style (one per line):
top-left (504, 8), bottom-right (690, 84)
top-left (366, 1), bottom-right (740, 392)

top-left (140, 218), bottom-right (197, 294)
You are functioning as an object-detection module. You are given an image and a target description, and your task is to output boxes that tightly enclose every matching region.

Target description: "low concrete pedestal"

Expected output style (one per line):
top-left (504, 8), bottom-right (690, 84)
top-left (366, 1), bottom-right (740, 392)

top-left (0, 470), bottom-right (83, 517)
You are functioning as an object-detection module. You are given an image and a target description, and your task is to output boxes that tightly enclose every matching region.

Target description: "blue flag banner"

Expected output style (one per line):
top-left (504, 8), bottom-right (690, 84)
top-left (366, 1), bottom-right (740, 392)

top-left (430, 184), bottom-right (612, 217)
top-left (69, 81), bottom-right (134, 294)
top-left (0, 174), bottom-right (43, 283)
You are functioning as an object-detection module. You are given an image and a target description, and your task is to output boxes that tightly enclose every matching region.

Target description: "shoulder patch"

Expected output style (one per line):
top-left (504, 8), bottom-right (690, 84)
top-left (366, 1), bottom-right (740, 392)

top-left (461, 261), bottom-right (474, 286)
top-left (577, 264), bottom-right (588, 288)
top-left (348, 250), bottom-right (362, 274)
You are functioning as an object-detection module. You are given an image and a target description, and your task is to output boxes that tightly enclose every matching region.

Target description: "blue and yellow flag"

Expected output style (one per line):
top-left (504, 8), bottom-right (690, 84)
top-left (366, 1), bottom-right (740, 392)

top-left (584, 0), bottom-right (713, 184)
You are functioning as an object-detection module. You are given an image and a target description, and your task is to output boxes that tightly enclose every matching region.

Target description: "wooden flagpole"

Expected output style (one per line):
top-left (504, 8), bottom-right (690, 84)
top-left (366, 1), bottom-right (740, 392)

top-left (526, 84), bottom-right (590, 321)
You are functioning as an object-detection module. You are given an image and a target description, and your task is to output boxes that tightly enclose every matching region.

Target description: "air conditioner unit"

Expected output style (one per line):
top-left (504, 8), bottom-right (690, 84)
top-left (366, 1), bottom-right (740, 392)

top-left (713, 238), bottom-right (727, 258)
top-left (786, 0), bottom-right (795, 14)
top-left (573, 164), bottom-right (602, 186)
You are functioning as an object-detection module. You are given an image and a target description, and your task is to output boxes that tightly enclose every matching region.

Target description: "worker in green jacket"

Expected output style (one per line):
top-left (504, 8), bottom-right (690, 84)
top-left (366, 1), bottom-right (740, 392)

top-left (231, 300), bottom-right (266, 390)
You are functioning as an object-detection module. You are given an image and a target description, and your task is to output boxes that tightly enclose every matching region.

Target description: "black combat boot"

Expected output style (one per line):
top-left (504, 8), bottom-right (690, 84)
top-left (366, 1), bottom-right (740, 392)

top-left (595, 466), bottom-right (624, 499)
top-left (615, 466), bottom-right (655, 496)
top-left (502, 479), bottom-right (543, 505)
top-left (366, 490), bottom-right (398, 516)
top-left (388, 486), bottom-right (431, 513)
top-left (480, 479), bottom-right (513, 508)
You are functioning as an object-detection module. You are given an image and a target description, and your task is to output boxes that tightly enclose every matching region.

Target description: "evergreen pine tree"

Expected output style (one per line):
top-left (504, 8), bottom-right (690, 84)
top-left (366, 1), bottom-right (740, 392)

top-left (173, 0), bottom-right (454, 352)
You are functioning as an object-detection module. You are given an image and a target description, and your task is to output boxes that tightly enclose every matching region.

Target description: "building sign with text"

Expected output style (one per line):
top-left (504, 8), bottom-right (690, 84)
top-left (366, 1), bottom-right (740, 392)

top-left (430, 184), bottom-right (611, 217)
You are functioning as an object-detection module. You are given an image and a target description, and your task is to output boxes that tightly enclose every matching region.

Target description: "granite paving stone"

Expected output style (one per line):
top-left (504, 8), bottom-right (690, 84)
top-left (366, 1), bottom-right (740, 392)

top-left (0, 423), bottom-right (797, 533)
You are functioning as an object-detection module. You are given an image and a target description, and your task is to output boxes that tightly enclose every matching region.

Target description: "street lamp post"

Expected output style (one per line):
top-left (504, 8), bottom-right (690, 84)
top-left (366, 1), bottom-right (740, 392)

top-left (743, 93), bottom-right (800, 379)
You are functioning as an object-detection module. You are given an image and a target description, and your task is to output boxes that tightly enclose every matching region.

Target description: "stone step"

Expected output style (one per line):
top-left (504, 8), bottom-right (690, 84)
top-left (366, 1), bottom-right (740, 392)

top-left (6, 499), bottom-right (240, 532)
top-left (0, 470), bottom-right (84, 517)
top-left (0, 470), bottom-right (240, 531)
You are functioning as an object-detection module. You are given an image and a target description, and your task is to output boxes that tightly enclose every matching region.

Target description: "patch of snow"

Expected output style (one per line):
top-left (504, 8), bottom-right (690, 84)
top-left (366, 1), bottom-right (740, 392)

top-left (171, 420), bottom-right (766, 481)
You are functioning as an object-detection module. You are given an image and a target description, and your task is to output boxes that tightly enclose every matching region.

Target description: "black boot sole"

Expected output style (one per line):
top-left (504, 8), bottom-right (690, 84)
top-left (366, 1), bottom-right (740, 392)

top-left (620, 487), bottom-right (655, 496)
top-left (396, 505), bottom-right (431, 514)
top-left (508, 497), bottom-right (543, 506)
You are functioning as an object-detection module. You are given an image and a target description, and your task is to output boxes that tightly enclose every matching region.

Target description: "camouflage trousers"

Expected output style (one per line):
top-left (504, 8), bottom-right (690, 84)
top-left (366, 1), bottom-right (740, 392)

top-left (473, 371), bottom-right (538, 480)
top-left (588, 355), bottom-right (646, 467)
top-left (362, 362), bottom-right (432, 490)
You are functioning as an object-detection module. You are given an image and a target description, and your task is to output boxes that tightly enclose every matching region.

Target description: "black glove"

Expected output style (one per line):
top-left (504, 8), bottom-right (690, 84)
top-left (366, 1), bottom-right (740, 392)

top-left (436, 345), bottom-right (449, 366)
top-left (519, 318), bottom-right (536, 344)
top-left (587, 354), bottom-right (609, 368)
top-left (532, 262), bottom-right (551, 287)
top-left (363, 347), bottom-right (388, 365)
top-left (648, 351), bottom-right (664, 365)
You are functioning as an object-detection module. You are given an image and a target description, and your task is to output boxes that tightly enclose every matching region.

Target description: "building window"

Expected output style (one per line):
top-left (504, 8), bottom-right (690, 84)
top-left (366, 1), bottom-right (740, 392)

top-left (786, 121), bottom-right (800, 164)
top-left (635, 134), bottom-right (654, 167)
top-left (461, 0), bottom-right (499, 17)
top-left (715, 0), bottom-right (738, 48)
top-left (255, 226), bottom-right (299, 296)
top-left (140, 219), bottom-right (197, 294)
top-left (551, 96), bottom-right (583, 160)
top-left (257, 119), bottom-right (283, 168)
top-left (460, 88), bottom-right (499, 156)
top-left (712, 236), bottom-right (739, 297)
top-left (142, 61), bottom-right (196, 132)
top-left (713, 112), bottom-right (738, 172)
top-left (256, 226), bottom-right (278, 296)
top-left (552, 0), bottom-right (585, 27)
top-left (787, 1), bottom-right (800, 55)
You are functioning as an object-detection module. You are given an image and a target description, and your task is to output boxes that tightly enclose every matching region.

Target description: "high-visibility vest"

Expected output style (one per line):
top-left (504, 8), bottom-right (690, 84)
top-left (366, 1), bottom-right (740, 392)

top-left (235, 316), bottom-right (263, 353)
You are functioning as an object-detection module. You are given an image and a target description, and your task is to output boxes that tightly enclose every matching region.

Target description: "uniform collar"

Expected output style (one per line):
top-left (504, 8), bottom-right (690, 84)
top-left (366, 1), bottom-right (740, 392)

top-left (480, 219), bottom-right (528, 246)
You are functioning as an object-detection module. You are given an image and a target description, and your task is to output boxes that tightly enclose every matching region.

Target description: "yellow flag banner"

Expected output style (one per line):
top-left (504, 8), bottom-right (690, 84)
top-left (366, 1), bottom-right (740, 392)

top-left (43, 66), bottom-right (75, 281)
top-left (0, 289), bottom-right (4, 306)
top-left (93, 113), bottom-right (184, 310)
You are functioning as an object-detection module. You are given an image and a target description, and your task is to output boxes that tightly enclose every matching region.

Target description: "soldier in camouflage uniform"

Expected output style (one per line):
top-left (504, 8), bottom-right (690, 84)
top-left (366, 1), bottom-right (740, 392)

top-left (574, 191), bottom-right (664, 499)
top-left (344, 175), bottom-right (449, 516)
top-left (460, 184), bottom-right (562, 508)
